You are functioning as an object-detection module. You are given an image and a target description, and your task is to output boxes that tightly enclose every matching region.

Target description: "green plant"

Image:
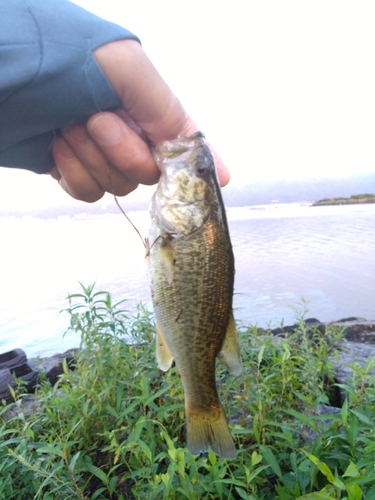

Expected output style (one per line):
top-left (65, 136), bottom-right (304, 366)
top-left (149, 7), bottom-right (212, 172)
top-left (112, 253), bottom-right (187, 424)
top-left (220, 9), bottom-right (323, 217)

top-left (1, 284), bottom-right (374, 499)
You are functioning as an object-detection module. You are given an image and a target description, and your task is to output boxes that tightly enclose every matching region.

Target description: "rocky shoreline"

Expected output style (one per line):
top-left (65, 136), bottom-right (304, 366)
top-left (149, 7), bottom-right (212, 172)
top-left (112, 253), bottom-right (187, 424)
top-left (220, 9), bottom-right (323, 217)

top-left (263, 316), bottom-right (375, 388)
top-left (1, 317), bottom-right (374, 418)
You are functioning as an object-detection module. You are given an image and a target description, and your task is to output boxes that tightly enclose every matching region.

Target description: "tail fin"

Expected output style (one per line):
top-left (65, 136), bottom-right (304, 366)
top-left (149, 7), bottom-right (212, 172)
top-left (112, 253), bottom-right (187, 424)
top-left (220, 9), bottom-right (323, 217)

top-left (186, 402), bottom-right (237, 459)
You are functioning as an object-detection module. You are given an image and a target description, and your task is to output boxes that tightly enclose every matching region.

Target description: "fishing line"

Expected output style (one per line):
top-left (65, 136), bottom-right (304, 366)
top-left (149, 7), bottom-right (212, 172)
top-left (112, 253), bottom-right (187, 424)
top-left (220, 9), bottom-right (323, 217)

top-left (105, 160), bottom-right (147, 249)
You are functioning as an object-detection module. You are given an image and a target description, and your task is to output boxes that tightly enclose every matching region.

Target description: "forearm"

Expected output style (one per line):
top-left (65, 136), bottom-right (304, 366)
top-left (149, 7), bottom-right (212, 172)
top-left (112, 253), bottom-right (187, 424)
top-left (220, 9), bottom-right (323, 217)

top-left (0, 0), bottom-right (139, 173)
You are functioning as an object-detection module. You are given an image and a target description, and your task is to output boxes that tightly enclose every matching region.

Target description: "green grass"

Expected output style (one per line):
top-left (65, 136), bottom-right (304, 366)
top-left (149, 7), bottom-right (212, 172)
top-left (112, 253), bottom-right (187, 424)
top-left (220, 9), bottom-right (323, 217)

top-left (1, 284), bottom-right (375, 499)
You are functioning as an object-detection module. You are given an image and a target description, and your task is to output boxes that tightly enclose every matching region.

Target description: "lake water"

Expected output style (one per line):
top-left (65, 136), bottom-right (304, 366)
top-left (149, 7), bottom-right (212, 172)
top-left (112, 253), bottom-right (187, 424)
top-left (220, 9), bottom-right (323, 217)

top-left (0, 203), bottom-right (374, 357)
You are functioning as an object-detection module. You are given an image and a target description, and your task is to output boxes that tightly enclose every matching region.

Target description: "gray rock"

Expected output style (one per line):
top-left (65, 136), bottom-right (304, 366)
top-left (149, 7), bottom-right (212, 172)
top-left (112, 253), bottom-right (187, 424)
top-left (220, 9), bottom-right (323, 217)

top-left (0, 364), bottom-right (39, 405)
top-left (28, 348), bottom-right (79, 385)
top-left (328, 318), bottom-right (375, 344)
top-left (324, 319), bottom-right (375, 388)
top-left (329, 340), bottom-right (375, 384)
top-left (2, 349), bottom-right (79, 419)
top-left (0, 349), bottom-right (27, 370)
top-left (2, 319), bottom-right (374, 419)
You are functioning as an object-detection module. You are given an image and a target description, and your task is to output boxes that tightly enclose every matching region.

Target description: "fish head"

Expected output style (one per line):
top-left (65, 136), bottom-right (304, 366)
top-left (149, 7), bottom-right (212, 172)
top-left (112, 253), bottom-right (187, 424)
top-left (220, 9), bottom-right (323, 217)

top-left (151, 132), bottom-right (219, 236)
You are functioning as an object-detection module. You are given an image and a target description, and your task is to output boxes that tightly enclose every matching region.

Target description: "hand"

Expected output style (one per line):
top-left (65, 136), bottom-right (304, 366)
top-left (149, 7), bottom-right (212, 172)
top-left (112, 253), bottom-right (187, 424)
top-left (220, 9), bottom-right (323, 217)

top-left (50, 40), bottom-right (230, 202)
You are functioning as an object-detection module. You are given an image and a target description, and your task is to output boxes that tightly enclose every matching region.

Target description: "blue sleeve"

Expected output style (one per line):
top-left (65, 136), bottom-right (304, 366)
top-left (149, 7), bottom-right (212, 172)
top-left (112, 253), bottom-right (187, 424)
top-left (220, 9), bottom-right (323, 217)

top-left (0, 0), bottom-right (140, 173)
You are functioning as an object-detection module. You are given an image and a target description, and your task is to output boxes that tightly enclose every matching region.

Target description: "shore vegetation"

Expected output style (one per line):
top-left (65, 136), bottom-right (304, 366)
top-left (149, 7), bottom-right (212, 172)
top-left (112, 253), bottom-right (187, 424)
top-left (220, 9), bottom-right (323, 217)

top-left (313, 193), bottom-right (375, 206)
top-left (1, 284), bottom-right (375, 499)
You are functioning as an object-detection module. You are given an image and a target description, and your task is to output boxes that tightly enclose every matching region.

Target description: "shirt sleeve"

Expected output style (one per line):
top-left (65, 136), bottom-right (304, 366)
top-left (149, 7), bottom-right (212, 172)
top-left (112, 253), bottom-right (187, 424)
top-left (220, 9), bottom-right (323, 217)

top-left (0, 0), bottom-right (140, 173)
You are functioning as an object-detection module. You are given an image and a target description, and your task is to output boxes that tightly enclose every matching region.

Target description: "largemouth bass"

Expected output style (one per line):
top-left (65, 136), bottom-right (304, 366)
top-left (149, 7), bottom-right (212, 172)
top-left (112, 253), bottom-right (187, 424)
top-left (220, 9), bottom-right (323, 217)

top-left (148, 131), bottom-right (242, 458)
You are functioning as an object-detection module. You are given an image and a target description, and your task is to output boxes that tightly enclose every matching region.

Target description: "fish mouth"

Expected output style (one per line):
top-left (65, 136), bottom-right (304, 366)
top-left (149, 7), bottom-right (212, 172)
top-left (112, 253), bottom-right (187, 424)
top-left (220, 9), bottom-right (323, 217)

top-left (152, 132), bottom-right (206, 165)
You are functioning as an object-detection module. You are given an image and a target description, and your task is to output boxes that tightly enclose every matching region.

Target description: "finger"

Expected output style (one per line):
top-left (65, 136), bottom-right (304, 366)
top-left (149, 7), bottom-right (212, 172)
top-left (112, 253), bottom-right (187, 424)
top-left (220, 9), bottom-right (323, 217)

top-left (207, 144), bottom-right (230, 187)
top-left (49, 164), bottom-right (61, 182)
top-left (94, 40), bottom-right (230, 187)
top-left (51, 136), bottom-right (105, 202)
top-left (87, 112), bottom-right (160, 185)
top-left (174, 117), bottom-right (231, 187)
top-left (61, 122), bottom-right (143, 193)
top-left (94, 40), bottom-right (185, 144)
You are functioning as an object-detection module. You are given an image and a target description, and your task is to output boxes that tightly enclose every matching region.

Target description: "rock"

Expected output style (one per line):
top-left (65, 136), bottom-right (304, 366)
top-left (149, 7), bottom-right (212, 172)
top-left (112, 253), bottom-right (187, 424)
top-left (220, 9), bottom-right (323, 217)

top-left (0, 348), bottom-right (79, 413)
top-left (323, 319), bottom-right (375, 396)
top-left (0, 363), bottom-right (39, 405)
top-left (1, 349), bottom-right (79, 420)
top-left (264, 318), bottom-right (375, 407)
top-left (328, 341), bottom-right (375, 387)
top-left (28, 348), bottom-right (79, 385)
top-left (2, 318), bottom-right (374, 416)
top-left (0, 349), bottom-right (27, 370)
top-left (328, 318), bottom-right (375, 343)
top-left (270, 318), bottom-right (325, 336)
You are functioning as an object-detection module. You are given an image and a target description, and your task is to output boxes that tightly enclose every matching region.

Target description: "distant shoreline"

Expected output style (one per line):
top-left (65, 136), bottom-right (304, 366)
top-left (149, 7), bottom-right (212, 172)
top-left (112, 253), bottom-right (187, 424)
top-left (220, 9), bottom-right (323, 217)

top-left (313, 194), bottom-right (375, 206)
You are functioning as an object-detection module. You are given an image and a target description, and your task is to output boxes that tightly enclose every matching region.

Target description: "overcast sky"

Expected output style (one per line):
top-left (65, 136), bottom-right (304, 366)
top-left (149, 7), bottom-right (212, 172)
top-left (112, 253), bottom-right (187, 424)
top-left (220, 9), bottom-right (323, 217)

top-left (1, 0), bottom-right (375, 210)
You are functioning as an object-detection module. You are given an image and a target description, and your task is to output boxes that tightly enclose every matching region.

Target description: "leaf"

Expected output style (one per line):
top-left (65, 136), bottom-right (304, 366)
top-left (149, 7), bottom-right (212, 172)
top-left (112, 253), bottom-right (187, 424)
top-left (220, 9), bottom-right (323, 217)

top-left (235, 487), bottom-right (254, 500)
top-left (216, 479), bottom-right (247, 487)
top-left (37, 446), bottom-right (65, 458)
top-left (260, 445), bottom-right (283, 480)
top-left (349, 412), bottom-right (358, 448)
top-left (137, 439), bottom-right (153, 462)
top-left (346, 483), bottom-right (363, 500)
top-left (258, 344), bottom-right (266, 364)
top-left (145, 384), bottom-right (170, 406)
top-left (350, 409), bottom-right (375, 427)
top-left (302, 451), bottom-right (344, 490)
top-left (335, 383), bottom-right (356, 396)
top-left (208, 449), bottom-right (217, 466)
top-left (253, 413), bottom-right (260, 444)
top-left (251, 450), bottom-right (263, 466)
top-left (296, 493), bottom-right (337, 499)
top-left (248, 465), bottom-right (270, 482)
top-left (126, 416), bottom-right (146, 444)
top-left (283, 408), bottom-right (318, 430)
top-left (69, 451), bottom-right (81, 472)
top-left (85, 463), bottom-right (108, 485)
top-left (343, 461), bottom-right (359, 478)
top-left (341, 398), bottom-right (348, 427)
top-left (105, 406), bottom-right (118, 418)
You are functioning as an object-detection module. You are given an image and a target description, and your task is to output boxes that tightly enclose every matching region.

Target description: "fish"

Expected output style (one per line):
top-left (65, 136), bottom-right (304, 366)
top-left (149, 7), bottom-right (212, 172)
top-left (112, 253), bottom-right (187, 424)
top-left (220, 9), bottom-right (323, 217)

top-left (148, 131), bottom-right (242, 458)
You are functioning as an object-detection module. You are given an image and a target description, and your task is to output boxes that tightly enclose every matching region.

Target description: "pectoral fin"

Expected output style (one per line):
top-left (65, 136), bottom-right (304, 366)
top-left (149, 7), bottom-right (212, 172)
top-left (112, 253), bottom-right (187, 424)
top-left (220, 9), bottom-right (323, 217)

top-left (218, 312), bottom-right (242, 376)
top-left (156, 323), bottom-right (174, 371)
top-left (159, 241), bottom-right (175, 285)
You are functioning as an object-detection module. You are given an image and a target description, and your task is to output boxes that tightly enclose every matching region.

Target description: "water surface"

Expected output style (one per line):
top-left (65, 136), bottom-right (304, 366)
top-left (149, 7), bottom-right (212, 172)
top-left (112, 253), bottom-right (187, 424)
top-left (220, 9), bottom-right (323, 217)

top-left (0, 204), bottom-right (374, 357)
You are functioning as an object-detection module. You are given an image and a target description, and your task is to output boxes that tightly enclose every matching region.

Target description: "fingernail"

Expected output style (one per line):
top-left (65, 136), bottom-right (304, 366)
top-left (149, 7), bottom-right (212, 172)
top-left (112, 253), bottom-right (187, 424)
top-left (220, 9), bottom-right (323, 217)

top-left (89, 114), bottom-right (122, 146)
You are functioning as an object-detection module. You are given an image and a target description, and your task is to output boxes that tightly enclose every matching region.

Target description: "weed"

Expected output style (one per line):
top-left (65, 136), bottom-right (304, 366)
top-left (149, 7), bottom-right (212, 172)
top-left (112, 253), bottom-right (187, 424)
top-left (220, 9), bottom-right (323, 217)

top-left (1, 284), bottom-right (374, 499)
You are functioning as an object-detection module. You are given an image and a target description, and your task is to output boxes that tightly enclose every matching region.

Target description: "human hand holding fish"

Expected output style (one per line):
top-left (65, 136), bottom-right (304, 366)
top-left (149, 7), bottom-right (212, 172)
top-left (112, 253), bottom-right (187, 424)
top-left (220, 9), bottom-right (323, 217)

top-left (50, 40), bottom-right (230, 201)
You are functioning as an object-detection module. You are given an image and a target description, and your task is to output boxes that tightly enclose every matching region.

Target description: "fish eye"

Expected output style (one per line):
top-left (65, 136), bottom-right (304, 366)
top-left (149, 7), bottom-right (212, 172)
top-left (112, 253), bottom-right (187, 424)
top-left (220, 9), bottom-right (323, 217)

top-left (195, 160), bottom-right (209, 177)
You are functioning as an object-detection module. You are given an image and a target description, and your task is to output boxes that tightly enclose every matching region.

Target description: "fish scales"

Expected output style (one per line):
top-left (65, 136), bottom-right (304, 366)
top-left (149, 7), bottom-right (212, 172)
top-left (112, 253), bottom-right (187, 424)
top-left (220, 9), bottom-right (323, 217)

top-left (149, 131), bottom-right (242, 458)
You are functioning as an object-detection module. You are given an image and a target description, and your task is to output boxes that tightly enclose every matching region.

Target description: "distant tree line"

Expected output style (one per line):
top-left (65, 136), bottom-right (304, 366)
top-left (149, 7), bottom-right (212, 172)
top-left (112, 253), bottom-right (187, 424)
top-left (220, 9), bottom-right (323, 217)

top-left (313, 193), bottom-right (375, 206)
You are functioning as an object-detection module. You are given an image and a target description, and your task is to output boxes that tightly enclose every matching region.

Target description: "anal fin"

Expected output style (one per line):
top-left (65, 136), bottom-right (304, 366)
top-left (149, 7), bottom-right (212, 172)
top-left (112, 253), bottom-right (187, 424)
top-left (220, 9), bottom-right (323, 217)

top-left (156, 323), bottom-right (174, 371)
top-left (218, 312), bottom-right (242, 376)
